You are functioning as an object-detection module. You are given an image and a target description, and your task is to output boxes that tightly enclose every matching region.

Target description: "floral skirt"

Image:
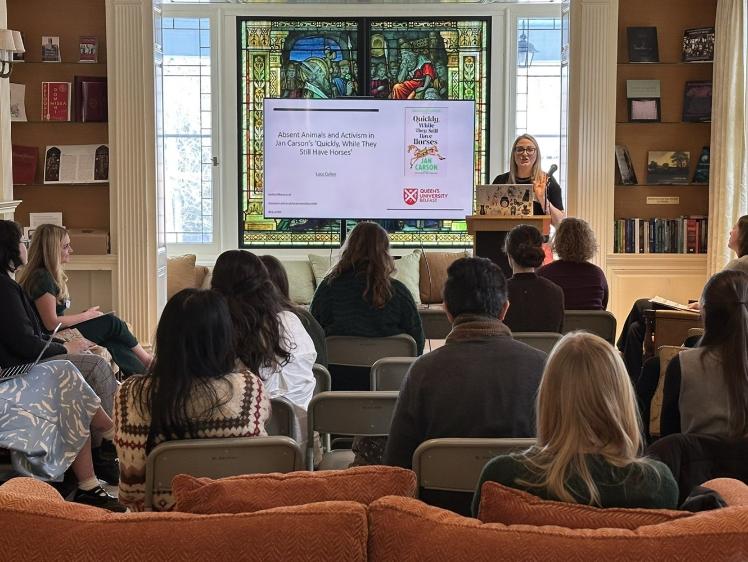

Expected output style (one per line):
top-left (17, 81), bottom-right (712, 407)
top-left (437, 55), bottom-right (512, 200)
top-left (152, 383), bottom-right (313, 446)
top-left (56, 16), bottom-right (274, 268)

top-left (0, 360), bottom-right (101, 481)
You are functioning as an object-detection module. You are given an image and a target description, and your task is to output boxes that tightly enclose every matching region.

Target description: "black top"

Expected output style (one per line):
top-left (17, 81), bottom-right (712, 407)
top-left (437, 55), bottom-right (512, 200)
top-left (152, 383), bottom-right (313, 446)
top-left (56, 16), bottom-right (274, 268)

top-left (492, 172), bottom-right (564, 216)
top-left (25, 268), bottom-right (68, 316)
top-left (503, 272), bottom-right (565, 333)
top-left (0, 273), bottom-right (67, 368)
top-left (661, 355), bottom-right (683, 436)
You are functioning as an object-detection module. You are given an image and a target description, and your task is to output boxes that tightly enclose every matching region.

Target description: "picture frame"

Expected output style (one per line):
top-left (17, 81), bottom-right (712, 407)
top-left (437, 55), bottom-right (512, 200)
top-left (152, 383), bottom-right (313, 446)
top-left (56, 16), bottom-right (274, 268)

top-left (627, 27), bottom-right (659, 63)
top-left (682, 80), bottom-right (712, 122)
top-left (682, 27), bottom-right (715, 62)
top-left (646, 151), bottom-right (690, 185)
top-left (628, 98), bottom-right (661, 122)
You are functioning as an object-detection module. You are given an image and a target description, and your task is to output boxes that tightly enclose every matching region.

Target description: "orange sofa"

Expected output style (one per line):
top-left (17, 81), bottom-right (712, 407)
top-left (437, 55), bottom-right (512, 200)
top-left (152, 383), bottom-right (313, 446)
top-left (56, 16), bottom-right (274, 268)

top-left (0, 473), bottom-right (746, 561)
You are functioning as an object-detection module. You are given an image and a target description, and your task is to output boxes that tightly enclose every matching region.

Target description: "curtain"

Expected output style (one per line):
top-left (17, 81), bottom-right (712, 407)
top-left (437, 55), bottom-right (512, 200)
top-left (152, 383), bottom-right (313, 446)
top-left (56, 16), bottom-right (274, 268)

top-left (710, 0), bottom-right (748, 274)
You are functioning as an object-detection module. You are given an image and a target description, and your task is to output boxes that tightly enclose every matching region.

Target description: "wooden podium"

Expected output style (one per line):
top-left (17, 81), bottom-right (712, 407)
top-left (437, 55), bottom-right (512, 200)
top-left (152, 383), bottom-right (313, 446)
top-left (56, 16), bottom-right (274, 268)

top-left (465, 215), bottom-right (551, 278)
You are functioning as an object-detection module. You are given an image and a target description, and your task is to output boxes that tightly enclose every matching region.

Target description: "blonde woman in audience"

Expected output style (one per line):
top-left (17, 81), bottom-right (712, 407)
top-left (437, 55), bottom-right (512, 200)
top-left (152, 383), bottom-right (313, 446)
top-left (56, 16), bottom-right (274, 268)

top-left (115, 289), bottom-right (269, 511)
top-left (661, 270), bottom-right (748, 437)
top-left (18, 224), bottom-right (152, 375)
top-left (473, 332), bottom-right (678, 514)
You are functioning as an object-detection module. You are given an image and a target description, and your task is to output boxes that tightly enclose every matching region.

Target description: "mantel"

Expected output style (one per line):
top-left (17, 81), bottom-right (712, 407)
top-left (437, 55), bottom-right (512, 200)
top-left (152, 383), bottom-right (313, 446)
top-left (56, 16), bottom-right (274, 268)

top-left (0, 200), bottom-right (22, 218)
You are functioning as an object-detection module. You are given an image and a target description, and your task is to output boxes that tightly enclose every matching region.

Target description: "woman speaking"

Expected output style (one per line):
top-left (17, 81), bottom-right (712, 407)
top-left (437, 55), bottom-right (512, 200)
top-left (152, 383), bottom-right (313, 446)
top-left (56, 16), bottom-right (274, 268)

top-left (493, 134), bottom-right (566, 228)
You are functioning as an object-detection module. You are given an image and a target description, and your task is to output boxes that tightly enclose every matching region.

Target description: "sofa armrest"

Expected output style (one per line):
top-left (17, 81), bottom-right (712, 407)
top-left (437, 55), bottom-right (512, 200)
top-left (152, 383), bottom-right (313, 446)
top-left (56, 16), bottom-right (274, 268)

top-left (701, 478), bottom-right (748, 507)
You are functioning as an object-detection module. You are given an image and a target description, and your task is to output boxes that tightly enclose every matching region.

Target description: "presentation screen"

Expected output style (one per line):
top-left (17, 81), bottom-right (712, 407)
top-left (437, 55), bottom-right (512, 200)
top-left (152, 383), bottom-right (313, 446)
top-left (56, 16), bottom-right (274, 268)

top-left (263, 98), bottom-right (475, 220)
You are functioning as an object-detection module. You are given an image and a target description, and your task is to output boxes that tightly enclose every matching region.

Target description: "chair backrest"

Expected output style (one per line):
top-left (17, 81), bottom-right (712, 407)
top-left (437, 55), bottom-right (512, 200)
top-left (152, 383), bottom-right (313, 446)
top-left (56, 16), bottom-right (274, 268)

top-left (143, 436), bottom-right (304, 510)
top-left (413, 437), bottom-right (536, 494)
top-left (306, 391), bottom-right (399, 468)
top-left (511, 332), bottom-right (563, 354)
top-left (687, 327), bottom-right (704, 340)
top-left (419, 307), bottom-right (453, 339)
top-left (562, 310), bottom-right (617, 344)
top-left (265, 395), bottom-right (296, 439)
top-left (312, 363), bottom-right (331, 395)
top-left (652, 310), bottom-right (701, 351)
top-left (649, 345), bottom-right (685, 438)
top-left (325, 334), bottom-right (418, 368)
top-left (370, 357), bottom-right (417, 390)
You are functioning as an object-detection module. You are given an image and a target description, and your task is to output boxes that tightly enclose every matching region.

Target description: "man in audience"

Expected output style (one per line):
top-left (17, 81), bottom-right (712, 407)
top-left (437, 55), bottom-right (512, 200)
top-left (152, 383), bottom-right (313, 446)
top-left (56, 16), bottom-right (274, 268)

top-left (384, 257), bottom-right (547, 470)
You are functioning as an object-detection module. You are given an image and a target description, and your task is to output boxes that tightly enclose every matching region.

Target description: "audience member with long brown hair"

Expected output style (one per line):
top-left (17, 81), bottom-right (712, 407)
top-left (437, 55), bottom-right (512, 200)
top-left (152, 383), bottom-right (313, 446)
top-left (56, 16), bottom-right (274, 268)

top-left (473, 332), bottom-right (678, 513)
top-left (310, 221), bottom-right (424, 390)
top-left (661, 269), bottom-right (748, 437)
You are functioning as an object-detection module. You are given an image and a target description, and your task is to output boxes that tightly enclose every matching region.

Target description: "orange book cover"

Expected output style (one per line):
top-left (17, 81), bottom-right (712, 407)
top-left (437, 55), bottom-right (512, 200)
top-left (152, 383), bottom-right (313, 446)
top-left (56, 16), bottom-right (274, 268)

top-left (41, 81), bottom-right (71, 121)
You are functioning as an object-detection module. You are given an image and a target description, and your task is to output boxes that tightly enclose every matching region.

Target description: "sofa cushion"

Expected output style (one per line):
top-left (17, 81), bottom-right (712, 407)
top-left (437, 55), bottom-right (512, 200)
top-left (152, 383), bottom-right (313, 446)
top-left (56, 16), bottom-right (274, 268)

top-left (281, 259), bottom-right (317, 305)
top-left (308, 253), bottom-right (337, 287)
top-left (392, 250), bottom-right (421, 305)
top-left (195, 265), bottom-right (210, 290)
top-left (167, 254), bottom-right (197, 299)
top-left (0, 478), bottom-right (367, 561)
top-left (368, 495), bottom-right (748, 562)
top-left (173, 466), bottom-right (416, 514)
top-left (477, 482), bottom-right (690, 529)
top-left (419, 251), bottom-right (469, 304)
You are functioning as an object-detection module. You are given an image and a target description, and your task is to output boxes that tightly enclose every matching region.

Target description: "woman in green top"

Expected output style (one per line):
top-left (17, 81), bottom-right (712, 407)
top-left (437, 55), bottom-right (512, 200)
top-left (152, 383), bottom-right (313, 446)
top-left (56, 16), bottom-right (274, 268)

top-left (17, 224), bottom-right (152, 376)
top-left (473, 332), bottom-right (679, 515)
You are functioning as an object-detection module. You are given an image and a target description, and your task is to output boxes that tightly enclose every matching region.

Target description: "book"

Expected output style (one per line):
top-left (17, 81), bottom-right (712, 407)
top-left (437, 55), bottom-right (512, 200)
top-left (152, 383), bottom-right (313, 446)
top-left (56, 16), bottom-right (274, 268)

top-left (692, 146), bottom-right (710, 184)
top-left (41, 36), bottom-right (61, 62)
top-left (44, 144), bottom-right (109, 184)
top-left (627, 27), bottom-right (659, 63)
top-left (11, 145), bottom-right (38, 185)
top-left (646, 151), bottom-right (690, 185)
top-left (41, 82), bottom-right (71, 121)
top-left (9, 83), bottom-right (27, 122)
top-left (614, 144), bottom-right (637, 185)
top-left (74, 76), bottom-right (108, 122)
top-left (682, 80), bottom-right (712, 122)
top-left (682, 27), bottom-right (715, 62)
top-left (79, 36), bottom-right (98, 63)
top-left (649, 296), bottom-right (695, 312)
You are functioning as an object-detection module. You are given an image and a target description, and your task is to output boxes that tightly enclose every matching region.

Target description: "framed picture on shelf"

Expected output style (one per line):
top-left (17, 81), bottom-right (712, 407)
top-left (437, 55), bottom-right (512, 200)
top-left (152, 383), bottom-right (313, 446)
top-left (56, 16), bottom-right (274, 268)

top-left (79, 36), bottom-right (98, 63)
top-left (628, 98), bottom-right (661, 122)
top-left (682, 27), bottom-right (715, 62)
top-left (646, 151), bottom-right (690, 185)
top-left (627, 27), bottom-right (659, 63)
top-left (682, 80), bottom-right (712, 122)
top-left (43, 144), bottom-right (109, 184)
top-left (614, 144), bottom-right (638, 185)
top-left (692, 146), bottom-right (710, 184)
top-left (41, 36), bottom-right (61, 62)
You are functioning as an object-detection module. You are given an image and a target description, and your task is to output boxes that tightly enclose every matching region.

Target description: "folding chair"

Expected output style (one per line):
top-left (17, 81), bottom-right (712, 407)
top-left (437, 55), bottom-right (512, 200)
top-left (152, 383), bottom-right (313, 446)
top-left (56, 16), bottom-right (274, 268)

top-left (418, 306), bottom-right (452, 340)
top-left (512, 332), bottom-right (563, 354)
top-left (326, 334), bottom-right (418, 367)
top-left (306, 391), bottom-right (399, 470)
top-left (412, 437), bottom-right (536, 496)
top-left (648, 345), bottom-right (684, 439)
top-left (562, 310), bottom-right (617, 344)
top-left (265, 395), bottom-right (297, 439)
top-left (143, 436), bottom-right (304, 510)
top-left (312, 363), bottom-right (331, 395)
top-left (370, 357), bottom-right (417, 391)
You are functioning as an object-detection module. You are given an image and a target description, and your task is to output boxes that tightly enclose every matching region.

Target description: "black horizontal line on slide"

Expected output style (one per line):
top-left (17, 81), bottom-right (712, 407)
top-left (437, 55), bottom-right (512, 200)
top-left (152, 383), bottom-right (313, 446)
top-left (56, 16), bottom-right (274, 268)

top-left (272, 108), bottom-right (379, 112)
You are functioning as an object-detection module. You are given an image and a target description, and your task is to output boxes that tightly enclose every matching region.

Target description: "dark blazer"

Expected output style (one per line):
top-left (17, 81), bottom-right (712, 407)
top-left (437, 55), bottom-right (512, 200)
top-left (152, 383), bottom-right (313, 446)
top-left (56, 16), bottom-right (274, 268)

top-left (0, 273), bottom-right (66, 368)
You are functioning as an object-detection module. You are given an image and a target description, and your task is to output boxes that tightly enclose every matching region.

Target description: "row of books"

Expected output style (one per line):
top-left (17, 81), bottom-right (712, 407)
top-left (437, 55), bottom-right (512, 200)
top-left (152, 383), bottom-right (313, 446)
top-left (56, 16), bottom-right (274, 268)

top-left (627, 26), bottom-right (714, 63)
top-left (9, 78), bottom-right (107, 123)
top-left (614, 146), bottom-right (709, 185)
top-left (13, 34), bottom-right (99, 63)
top-left (613, 217), bottom-right (708, 254)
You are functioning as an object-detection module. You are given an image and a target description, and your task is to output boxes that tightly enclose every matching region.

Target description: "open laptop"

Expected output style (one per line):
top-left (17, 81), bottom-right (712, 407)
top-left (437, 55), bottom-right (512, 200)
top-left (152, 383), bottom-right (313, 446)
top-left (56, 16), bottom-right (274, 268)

top-left (0, 323), bottom-right (62, 382)
top-left (475, 184), bottom-right (534, 217)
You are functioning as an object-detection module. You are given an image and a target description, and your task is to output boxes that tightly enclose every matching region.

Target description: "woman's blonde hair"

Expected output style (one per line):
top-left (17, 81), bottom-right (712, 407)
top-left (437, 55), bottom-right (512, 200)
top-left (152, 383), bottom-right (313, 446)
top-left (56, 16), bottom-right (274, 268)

top-left (17, 223), bottom-right (69, 303)
top-left (522, 332), bottom-right (654, 505)
top-left (509, 133), bottom-right (542, 183)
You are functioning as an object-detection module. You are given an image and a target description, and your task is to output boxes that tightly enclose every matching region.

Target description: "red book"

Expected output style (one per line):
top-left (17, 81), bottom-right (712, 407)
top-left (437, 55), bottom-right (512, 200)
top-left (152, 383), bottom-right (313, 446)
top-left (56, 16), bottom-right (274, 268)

top-left (41, 82), bottom-right (71, 121)
top-left (74, 76), bottom-right (107, 122)
top-left (686, 218), bottom-right (697, 253)
top-left (11, 145), bottom-right (38, 185)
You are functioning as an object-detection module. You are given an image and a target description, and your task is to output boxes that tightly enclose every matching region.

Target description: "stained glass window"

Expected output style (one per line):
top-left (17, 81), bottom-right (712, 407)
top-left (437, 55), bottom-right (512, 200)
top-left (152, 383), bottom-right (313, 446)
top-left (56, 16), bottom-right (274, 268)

top-left (238, 17), bottom-right (489, 248)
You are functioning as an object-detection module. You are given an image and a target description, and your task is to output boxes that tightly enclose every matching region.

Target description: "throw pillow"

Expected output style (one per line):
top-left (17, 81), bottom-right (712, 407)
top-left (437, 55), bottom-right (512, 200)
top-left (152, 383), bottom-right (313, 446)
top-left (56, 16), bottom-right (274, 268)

top-left (308, 253), bottom-right (337, 286)
top-left (281, 259), bottom-right (316, 304)
top-left (392, 250), bottom-right (422, 305)
top-left (166, 254), bottom-right (197, 299)
top-left (477, 481), bottom-right (690, 529)
top-left (195, 265), bottom-right (210, 289)
top-left (172, 465), bottom-right (416, 514)
top-left (419, 251), bottom-right (469, 304)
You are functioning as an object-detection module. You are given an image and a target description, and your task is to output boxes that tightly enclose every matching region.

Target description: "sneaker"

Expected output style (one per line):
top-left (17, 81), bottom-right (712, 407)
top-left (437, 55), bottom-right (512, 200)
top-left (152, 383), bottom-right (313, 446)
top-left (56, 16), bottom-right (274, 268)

top-left (73, 486), bottom-right (126, 512)
top-left (92, 448), bottom-right (120, 485)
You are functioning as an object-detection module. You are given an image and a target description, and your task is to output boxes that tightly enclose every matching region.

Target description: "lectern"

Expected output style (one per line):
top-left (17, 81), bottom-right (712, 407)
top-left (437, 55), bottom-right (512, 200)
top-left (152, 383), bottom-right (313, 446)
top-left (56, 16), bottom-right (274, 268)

top-left (465, 215), bottom-right (551, 278)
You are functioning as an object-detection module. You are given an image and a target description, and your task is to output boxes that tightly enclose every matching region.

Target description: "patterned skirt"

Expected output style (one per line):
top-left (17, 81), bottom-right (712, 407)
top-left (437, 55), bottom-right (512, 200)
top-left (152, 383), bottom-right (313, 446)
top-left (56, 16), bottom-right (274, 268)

top-left (0, 360), bottom-right (101, 481)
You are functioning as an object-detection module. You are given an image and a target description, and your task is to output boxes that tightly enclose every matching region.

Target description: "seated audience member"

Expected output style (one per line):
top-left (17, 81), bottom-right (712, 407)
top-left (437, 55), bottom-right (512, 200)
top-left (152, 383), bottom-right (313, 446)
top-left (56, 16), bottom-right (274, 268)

top-left (474, 332), bottom-right (679, 514)
top-left (310, 221), bottom-right (424, 390)
top-left (661, 270), bottom-right (748, 437)
top-left (211, 250), bottom-right (316, 440)
top-left (618, 215), bottom-right (748, 380)
top-left (260, 254), bottom-right (328, 367)
top-left (503, 224), bottom-right (564, 333)
top-left (0, 220), bottom-right (120, 487)
top-left (114, 289), bottom-right (270, 511)
top-left (384, 257), bottom-right (546, 468)
top-left (18, 224), bottom-right (152, 375)
top-left (537, 218), bottom-right (608, 310)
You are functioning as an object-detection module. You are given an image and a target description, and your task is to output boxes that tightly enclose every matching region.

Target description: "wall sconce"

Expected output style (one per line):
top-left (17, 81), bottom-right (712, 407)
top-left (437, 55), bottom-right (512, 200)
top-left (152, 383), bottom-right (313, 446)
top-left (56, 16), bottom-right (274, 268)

top-left (0, 30), bottom-right (25, 78)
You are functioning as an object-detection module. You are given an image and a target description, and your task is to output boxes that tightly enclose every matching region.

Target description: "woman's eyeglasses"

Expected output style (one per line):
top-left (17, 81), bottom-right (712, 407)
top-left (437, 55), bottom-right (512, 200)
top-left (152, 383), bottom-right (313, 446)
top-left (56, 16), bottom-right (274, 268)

top-left (21, 239), bottom-right (30, 249)
top-left (514, 147), bottom-right (537, 155)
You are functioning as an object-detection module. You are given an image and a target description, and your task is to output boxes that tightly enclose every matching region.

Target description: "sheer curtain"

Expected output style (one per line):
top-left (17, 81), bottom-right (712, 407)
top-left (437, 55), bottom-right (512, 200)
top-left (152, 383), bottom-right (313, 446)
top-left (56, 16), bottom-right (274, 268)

top-left (710, 0), bottom-right (748, 274)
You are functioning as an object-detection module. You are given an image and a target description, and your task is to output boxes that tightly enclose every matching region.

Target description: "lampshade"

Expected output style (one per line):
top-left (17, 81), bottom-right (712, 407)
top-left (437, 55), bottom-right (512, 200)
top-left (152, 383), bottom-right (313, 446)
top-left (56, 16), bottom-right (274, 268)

top-left (0, 30), bottom-right (15, 52)
top-left (11, 30), bottom-right (24, 54)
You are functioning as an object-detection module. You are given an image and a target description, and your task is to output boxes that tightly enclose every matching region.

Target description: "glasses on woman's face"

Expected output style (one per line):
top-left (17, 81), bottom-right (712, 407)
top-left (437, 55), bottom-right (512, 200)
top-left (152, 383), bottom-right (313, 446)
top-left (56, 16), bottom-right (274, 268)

top-left (515, 146), bottom-right (537, 155)
top-left (21, 239), bottom-right (30, 249)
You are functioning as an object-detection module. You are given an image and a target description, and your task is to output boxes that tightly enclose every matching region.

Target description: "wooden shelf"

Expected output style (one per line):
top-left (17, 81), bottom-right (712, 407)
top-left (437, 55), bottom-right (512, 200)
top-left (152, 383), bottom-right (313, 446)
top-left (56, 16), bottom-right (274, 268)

top-left (66, 254), bottom-right (117, 272)
top-left (14, 184), bottom-right (110, 230)
top-left (14, 183), bottom-right (109, 188)
top-left (614, 185), bottom-right (709, 220)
